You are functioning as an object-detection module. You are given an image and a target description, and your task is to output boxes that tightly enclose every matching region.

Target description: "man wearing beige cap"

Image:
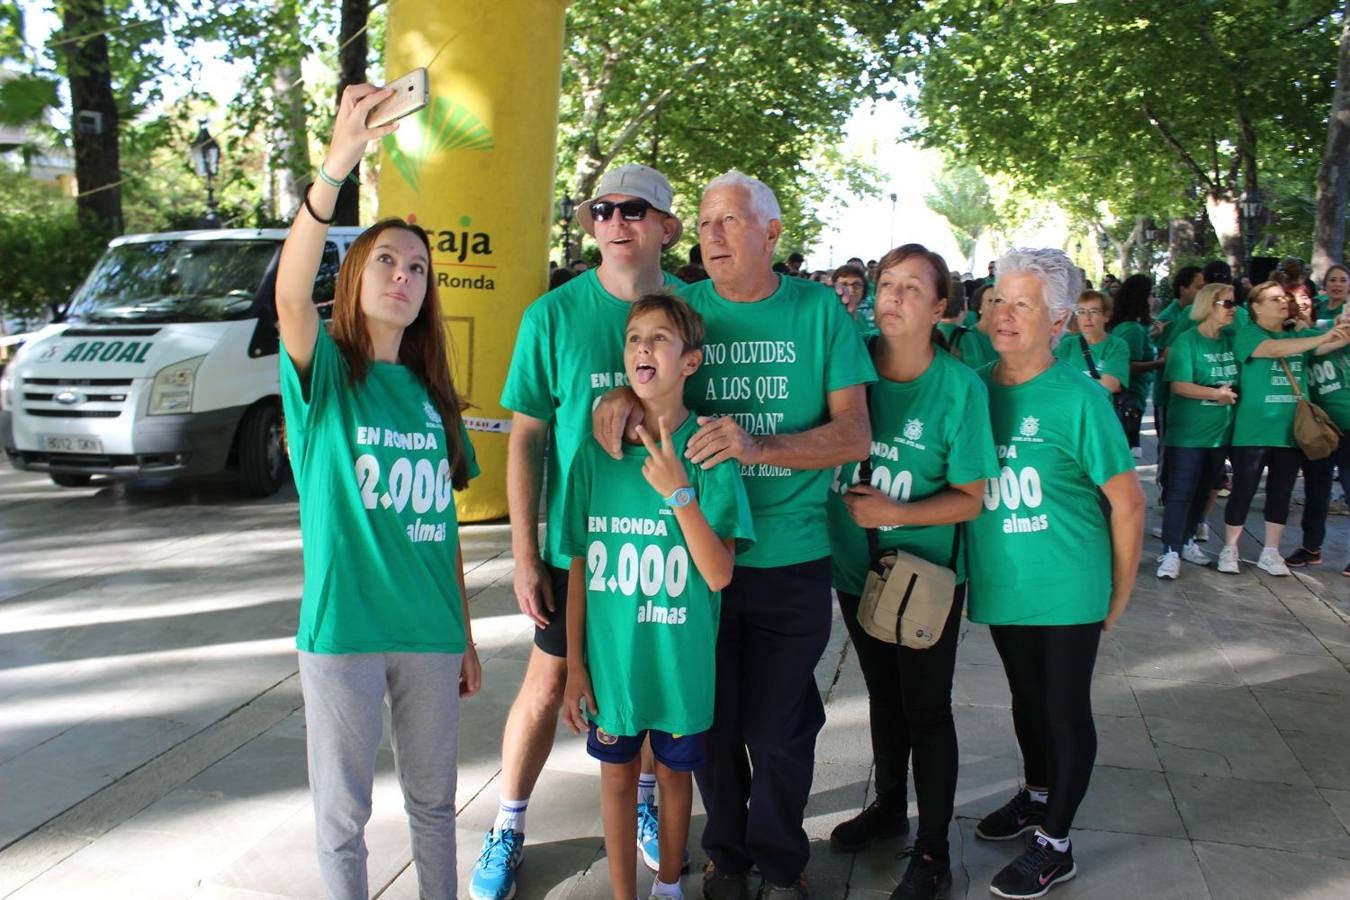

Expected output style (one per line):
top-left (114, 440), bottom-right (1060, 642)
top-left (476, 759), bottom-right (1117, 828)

top-left (470, 164), bottom-right (685, 900)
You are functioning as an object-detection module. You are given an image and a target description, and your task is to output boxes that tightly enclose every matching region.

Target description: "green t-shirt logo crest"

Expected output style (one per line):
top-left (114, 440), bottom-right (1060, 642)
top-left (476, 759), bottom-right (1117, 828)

top-left (423, 401), bottom-right (442, 426)
top-left (1019, 416), bottom-right (1040, 438)
top-left (903, 418), bottom-right (924, 442)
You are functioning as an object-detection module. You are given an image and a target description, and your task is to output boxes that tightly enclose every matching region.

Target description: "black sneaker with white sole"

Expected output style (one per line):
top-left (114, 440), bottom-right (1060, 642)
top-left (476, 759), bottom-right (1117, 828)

top-left (975, 789), bottom-right (1045, 841)
top-left (989, 834), bottom-right (1076, 898)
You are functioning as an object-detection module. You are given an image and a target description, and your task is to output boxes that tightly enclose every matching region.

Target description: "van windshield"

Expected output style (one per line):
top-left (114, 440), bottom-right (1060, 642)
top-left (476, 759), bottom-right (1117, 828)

top-left (64, 239), bottom-right (281, 324)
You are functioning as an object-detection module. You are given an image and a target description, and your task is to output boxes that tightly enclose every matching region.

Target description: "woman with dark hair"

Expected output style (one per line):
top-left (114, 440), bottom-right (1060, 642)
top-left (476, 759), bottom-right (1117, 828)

top-left (827, 244), bottom-right (997, 900)
top-left (1152, 266), bottom-right (1206, 442)
top-left (275, 84), bottom-right (481, 899)
top-left (968, 248), bottom-right (1144, 899)
top-left (1107, 274), bottom-right (1163, 454)
top-left (1288, 302), bottom-right (1350, 572)
top-left (937, 283), bottom-right (997, 370)
top-left (1316, 264), bottom-right (1349, 322)
top-left (1218, 281), bottom-right (1350, 576)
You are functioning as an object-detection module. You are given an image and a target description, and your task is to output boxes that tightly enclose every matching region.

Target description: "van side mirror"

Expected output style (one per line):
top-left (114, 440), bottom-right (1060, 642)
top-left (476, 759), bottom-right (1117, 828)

top-left (47, 301), bottom-right (67, 323)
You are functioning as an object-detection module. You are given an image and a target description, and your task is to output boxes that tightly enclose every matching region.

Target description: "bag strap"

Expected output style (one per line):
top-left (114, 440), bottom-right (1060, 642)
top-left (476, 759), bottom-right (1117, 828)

top-left (1278, 356), bottom-right (1307, 401)
top-left (1079, 336), bottom-right (1101, 380)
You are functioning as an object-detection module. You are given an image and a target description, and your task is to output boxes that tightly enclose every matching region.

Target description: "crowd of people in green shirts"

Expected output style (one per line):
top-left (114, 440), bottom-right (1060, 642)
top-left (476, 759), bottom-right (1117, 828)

top-left (826, 253), bottom-right (1350, 582)
top-left (269, 84), bottom-right (1348, 900)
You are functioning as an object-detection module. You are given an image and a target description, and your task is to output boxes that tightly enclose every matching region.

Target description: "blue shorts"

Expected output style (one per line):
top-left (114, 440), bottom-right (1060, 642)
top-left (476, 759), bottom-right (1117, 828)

top-left (586, 723), bottom-right (706, 771)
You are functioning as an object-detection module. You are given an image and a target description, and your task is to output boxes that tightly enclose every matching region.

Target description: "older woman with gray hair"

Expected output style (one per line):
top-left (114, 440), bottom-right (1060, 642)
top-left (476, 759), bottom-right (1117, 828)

top-left (965, 249), bottom-right (1144, 899)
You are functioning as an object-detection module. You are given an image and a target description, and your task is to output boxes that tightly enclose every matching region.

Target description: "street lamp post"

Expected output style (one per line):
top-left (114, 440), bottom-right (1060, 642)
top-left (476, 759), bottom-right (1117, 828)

top-left (189, 119), bottom-right (222, 227)
top-left (1239, 187), bottom-right (1264, 281)
top-left (559, 194), bottom-right (576, 265)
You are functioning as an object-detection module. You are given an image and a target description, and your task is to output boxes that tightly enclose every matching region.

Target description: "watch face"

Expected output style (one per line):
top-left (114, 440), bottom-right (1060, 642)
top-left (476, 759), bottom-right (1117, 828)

top-left (668, 487), bottom-right (694, 507)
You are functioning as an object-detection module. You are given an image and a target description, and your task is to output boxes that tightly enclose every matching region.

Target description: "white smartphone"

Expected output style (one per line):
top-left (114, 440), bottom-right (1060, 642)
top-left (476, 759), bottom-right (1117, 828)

top-left (368, 68), bottom-right (429, 128)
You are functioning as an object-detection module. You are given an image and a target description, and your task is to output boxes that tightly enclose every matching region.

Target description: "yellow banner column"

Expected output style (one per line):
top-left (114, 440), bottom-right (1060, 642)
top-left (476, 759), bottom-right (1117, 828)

top-left (378, 1), bottom-right (569, 521)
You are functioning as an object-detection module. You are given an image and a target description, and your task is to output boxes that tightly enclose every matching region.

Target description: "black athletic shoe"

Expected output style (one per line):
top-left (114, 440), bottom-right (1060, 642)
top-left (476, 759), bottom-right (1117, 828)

top-left (703, 862), bottom-right (750, 900)
top-left (1285, 547), bottom-right (1323, 567)
top-left (829, 798), bottom-right (910, 852)
top-left (891, 851), bottom-right (952, 900)
top-left (989, 833), bottom-right (1076, 898)
top-left (975, 790), bottom-right (1046, 841)
top-left (757, 874), bottom-right (808, 899)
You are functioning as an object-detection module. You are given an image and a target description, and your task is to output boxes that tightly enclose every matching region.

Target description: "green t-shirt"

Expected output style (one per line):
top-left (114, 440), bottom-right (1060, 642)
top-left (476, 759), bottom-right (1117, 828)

top-left (966, 363), bottom-right (1135, 626)
top-left (280, 327), bottom-right (479, 654)
top-left (1316, 295), bottom-right (1347, 325)
top-left (500, 268), bottom-right (684, 569)
top-left (938, 322), bottom-right (998, 370)
top-left (961, 309), bottom-right (980, 328)
top-left (854, 298), bottom-right (879, 339)
top-left (1231, 322), bottom-right (1314, 448)
top-left (559, 414), bottom-right (755, 736)
top-left (1110, 320), bottom-right (1155, 409)
top-left (678, 275), bottom-right (877, 568)
top-left (826, 350), bottom-right (998, 594)
top-left (1308, 348), bottom-right (1350, 430)
top-left (1053, 333), bottom-right (1131, 392)
top-left (1162, 328), bottom-right (1237, 448)
top-left (1153, 301), bottom-right (1193, 408)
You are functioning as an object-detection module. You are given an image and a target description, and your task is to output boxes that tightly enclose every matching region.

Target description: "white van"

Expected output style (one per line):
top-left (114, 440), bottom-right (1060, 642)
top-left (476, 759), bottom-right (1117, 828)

top-left (0, 227), bottom-right (364, 495)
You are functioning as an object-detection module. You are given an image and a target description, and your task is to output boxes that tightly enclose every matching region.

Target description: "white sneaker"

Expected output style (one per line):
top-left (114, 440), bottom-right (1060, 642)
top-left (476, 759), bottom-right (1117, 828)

top-left (1195, 522), bottom-right (1210, 542)
top-left (1156, 551), bottom-right (1181, 579)
top-left (1258, 547), bottom-right (1291, 576)
top-left (1217, 546), bottom-right (1241, 574)
top-left (1182, 540), bottom-right (1210, 566)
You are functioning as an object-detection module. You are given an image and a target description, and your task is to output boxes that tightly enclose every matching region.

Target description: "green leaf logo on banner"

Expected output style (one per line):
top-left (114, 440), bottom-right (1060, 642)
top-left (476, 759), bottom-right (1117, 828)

top-left (383, 97), bottom-right (495, 192)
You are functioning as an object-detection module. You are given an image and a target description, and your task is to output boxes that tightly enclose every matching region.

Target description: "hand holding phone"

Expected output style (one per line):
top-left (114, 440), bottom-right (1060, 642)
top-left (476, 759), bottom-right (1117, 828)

top-left (367, 68), bottom-right (429, 128)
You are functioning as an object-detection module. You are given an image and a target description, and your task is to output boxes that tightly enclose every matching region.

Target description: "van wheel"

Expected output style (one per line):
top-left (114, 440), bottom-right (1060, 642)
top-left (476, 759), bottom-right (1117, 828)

top-left (238, 402), bottom-right (288, 497)
top-left (50, 473), bottom-right (92, 488)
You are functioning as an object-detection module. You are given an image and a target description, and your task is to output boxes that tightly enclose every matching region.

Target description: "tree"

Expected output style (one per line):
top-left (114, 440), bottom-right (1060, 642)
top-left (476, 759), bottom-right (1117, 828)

top-left (924, 163), bottom-right (995, 270)
top-left (557, 0), bottom-right (887, 252)
top-left (1314, 0), bottom-right (1350, 280)
top-left (57, 0), bottom-right (123, 233)
top-left (333, 0), bottom-right (370, 224)
top-left (878, 0), bottom-right (1341, 272)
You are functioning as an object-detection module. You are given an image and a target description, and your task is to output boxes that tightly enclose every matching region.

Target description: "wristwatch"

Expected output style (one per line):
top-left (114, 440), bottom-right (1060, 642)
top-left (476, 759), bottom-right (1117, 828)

top-left (665, 486), bottom-right (695, 508)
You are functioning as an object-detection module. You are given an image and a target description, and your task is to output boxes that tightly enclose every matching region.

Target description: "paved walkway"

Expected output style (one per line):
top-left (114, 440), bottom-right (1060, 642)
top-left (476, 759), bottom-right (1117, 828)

top-left (3, 433), bottom-right (1350, 899)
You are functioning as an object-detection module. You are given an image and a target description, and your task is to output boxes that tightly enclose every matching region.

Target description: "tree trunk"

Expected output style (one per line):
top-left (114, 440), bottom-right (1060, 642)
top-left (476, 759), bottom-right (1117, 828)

top-left (1313, 0), bottom-right (1350, 282)
top-left (61, 0), bottom-right (122, 235)
top-left (1167, 216), bottom-right (1196, 271)
top-left (272, 54), bottom-right (309, 219)
top-left (1205, 192), bottom-right (1243, 273)
top-left (333, 0), bottom-right (368, 225)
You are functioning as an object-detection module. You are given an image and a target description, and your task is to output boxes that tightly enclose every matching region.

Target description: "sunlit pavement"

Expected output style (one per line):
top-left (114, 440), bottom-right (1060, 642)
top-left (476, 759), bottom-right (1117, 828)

top-left (3, 421), bottom-right (1350, 899)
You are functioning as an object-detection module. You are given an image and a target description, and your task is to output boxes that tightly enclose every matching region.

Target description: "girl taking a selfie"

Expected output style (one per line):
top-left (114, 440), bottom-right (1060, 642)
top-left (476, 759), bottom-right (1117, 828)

top-left (276, 83), bottom-right (481, 900)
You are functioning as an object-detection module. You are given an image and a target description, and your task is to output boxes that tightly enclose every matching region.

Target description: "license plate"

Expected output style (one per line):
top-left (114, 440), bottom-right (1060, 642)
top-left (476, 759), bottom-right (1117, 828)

top-left (43, 435), bottom-right (104, 454)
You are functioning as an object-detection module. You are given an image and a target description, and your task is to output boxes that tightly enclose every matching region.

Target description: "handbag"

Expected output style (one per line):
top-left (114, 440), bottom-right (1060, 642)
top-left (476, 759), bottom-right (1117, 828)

top-left (1279, 357), bottom-right (1342, 460)
top-left (855, 458), bottom-right (959, 649)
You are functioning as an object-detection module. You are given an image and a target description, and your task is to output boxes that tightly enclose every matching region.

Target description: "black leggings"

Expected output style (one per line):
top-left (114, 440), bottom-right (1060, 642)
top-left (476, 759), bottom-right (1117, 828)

top-left (989, 623), bottom-right (1101, 838)
top-left (1224, 445), bottom-right (1304, 527)
top-left (836, 587), bottom-right (964, 860)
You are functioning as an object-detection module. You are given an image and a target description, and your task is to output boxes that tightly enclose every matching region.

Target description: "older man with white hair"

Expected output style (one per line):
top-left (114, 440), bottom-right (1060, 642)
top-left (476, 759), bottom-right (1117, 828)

top-left (597, 169), bottom-right (874, 899)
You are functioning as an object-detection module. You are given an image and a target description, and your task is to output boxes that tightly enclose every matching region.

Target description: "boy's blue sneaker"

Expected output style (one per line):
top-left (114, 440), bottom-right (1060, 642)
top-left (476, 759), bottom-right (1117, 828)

top-left (469, 828), bottom-right (523, 900)
top-left (637, 801), bottom-right (691, 874)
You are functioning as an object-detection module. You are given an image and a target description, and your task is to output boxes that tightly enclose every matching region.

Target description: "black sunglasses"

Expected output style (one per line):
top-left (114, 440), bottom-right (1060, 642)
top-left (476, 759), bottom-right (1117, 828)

top-left (1217, 299), bottom-right (1236, 309)
top-left (589, 199), bottom-right (654, 222)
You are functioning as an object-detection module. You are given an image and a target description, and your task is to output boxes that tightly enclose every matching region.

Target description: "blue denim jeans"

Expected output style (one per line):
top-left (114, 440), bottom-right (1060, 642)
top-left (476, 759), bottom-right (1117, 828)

top-left (1299, 436), bottom-right (1350, 550)
top-left (1161, 446), bottom-right (1227, 553)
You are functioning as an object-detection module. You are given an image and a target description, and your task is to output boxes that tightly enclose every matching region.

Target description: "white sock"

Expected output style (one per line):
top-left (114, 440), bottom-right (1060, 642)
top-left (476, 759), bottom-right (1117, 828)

top-left (637, 773), bottom-right (658, 806)
top-left (1027, 788), bottom-right (1048, 804)
top-left (494, 798), bottom-right (528, 835)
top-left (1036, 829), bottom-right (1070, 853)
top-left (651, 877), bottom-right (683, 898)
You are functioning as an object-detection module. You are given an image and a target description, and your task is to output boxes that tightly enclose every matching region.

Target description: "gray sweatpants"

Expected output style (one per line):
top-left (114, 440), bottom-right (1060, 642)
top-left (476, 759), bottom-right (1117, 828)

top-left (298, 651), bottom-right (463, 900)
